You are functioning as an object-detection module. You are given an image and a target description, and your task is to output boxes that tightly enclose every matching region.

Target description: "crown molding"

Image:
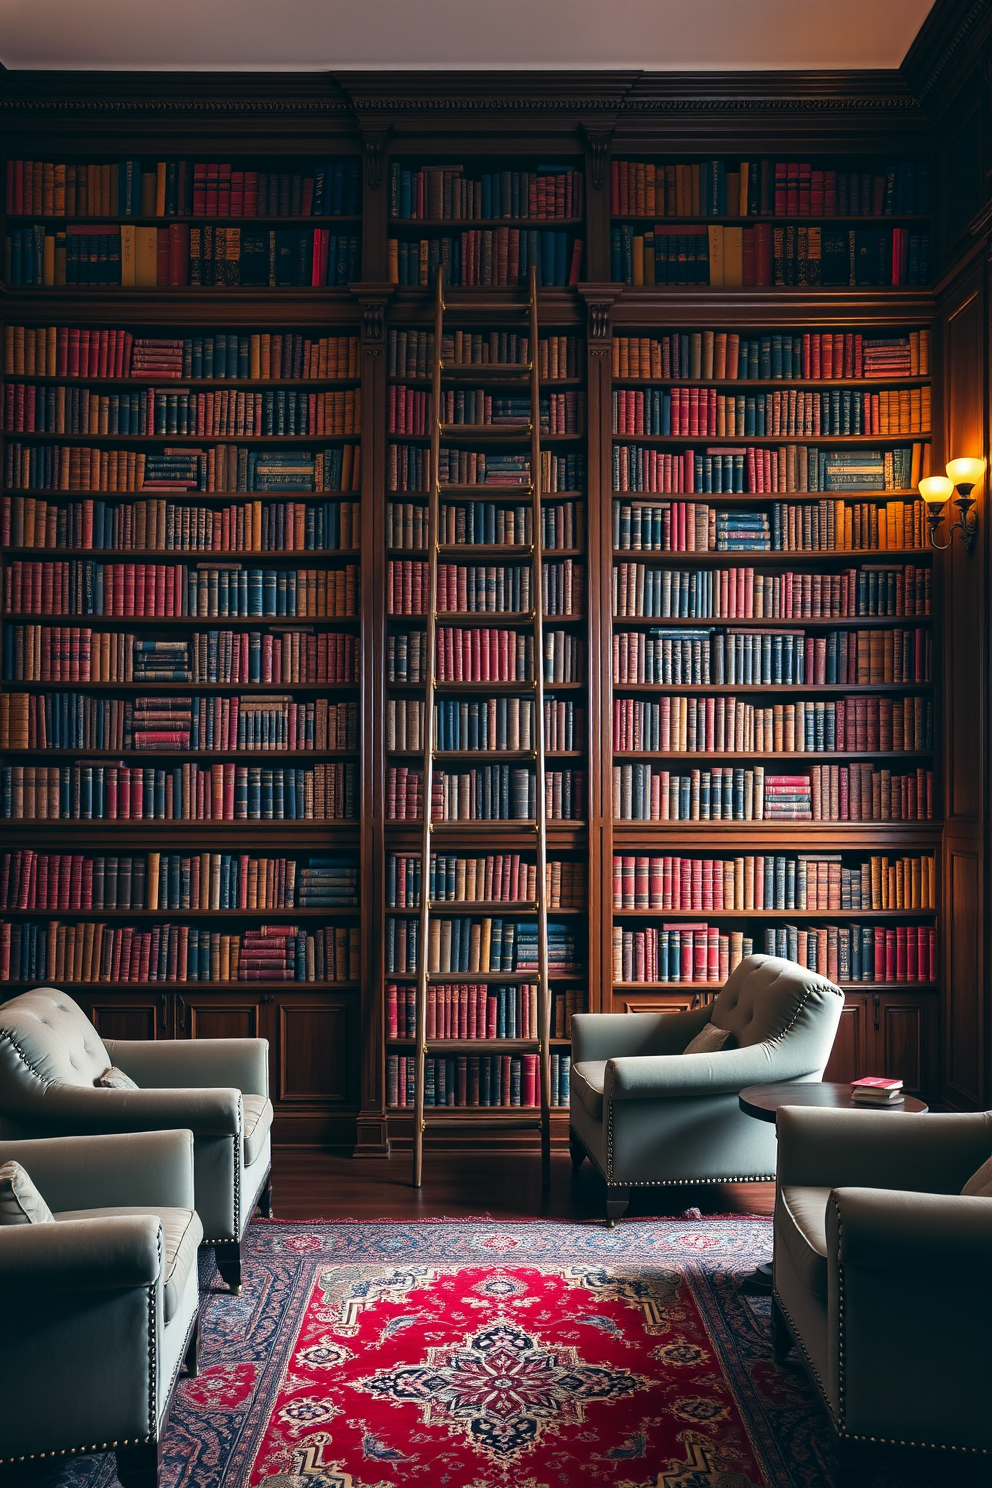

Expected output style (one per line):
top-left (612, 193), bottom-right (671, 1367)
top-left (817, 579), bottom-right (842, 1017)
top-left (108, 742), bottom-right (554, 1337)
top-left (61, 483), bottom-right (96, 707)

top-left (901, 0), bottom-right (992, 118)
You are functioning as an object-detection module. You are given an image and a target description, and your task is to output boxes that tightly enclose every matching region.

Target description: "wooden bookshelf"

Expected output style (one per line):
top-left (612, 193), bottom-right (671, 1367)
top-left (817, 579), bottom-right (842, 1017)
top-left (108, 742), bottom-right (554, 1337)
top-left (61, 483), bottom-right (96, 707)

top-left (3, 60), bottom-right (988, 1145)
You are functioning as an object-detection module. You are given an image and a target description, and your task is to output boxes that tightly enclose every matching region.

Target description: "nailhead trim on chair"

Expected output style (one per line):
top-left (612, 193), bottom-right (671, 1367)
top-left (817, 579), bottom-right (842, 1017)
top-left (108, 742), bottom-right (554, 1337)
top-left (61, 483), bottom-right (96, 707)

top-left (602, 978), bottom-right (823, 1186)
top-left (773, 1199), bottom-right (989, 1457)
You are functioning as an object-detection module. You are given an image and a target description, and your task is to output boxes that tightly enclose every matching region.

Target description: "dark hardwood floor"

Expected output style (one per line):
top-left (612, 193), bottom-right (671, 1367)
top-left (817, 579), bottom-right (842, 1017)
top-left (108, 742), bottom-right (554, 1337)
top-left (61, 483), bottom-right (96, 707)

top-left (269, 1147), bottom-right (775, 1222)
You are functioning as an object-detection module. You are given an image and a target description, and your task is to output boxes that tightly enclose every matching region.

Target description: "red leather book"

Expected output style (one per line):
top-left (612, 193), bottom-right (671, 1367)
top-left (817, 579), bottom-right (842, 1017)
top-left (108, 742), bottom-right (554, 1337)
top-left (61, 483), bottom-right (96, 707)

top-left (156, 228), bottom-right (170, 287)
top-left (169, 225), bottom-right (190, 287)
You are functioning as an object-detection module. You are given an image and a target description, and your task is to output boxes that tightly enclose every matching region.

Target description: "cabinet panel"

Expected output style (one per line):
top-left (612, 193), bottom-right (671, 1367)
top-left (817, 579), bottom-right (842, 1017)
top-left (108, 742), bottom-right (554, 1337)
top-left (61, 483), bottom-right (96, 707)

top-left (876, 992), bottom-right (938, 1098)
top-left (275, 994), bottom-right (357, 1105)
top-left (77, 992), bottom-right (170, 1043)
top-left (823, 996), bottom-right (869, 1085)
top-left (619, 993), bottom-right (715, 1015)
top-left (177, 991), bottom-right (270, 1043)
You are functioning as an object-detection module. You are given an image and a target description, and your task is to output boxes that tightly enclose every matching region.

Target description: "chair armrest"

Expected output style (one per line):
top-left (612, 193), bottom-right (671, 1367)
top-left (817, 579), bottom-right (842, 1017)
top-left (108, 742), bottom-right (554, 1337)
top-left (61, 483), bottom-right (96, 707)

top-left (827, 1186), bottom-right (992, 1271)
top-left (0, 1130), bottom-right (195, 1213)
top-left (0, 1214), bottom-right (161, 1296)
top-left (27, 1084), bottom-right (242, 1136)
top-left (607, 1040), bottom-right (812, 1100)
top-left (571, 1008), bottom-right (710, 1063)
top-left (105, 1036), bottom-right (269, 1097)
top-left (777, 1107), bottom-right (992, 1194)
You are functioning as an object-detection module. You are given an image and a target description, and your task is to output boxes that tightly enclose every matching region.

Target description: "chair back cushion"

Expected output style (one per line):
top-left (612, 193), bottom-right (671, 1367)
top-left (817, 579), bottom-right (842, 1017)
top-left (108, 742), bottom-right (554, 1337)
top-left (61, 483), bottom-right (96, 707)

top-left (0, 989), bottom-right (111, 1110)
top-left (0, 1160), bottom-right (55, 1224)
top-left (709, 954), bottom-right (844, 1056)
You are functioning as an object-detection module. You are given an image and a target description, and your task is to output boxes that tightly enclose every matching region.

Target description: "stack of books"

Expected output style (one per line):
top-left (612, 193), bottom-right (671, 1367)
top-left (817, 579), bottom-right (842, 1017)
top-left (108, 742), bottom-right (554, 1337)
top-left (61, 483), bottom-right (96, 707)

top-left (851, 1075), bottom-right (904, 1105)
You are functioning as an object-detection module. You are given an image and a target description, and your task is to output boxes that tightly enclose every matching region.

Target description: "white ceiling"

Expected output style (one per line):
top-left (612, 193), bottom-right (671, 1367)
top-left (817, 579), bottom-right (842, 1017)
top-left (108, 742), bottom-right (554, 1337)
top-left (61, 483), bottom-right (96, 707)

top-left (0, 0), bottom-right (936, 72)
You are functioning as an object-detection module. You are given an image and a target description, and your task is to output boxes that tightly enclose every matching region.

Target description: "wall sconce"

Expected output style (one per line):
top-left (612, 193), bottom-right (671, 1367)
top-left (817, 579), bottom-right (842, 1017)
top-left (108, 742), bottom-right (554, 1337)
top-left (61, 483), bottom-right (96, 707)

top-left (919, 457), bottom-right (985, 551)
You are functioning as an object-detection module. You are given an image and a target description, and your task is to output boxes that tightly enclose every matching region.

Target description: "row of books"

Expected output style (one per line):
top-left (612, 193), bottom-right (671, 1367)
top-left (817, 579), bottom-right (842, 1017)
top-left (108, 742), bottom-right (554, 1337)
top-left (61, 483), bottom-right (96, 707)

top-left (386, 853), bottom-right (586, 909)
top-left (3, 561), bottom-right (360, 619)
top-left (610, 160), bottom-right (929, 220)
top-left (0, 850), bottom-right (359, 911)
top-left (388, 231), bottom-right (583, 288)
top-left (2, 496), bottom-right (362, 554)
top-left (384, 766), bottom-right (585, 822)
top-left (387, 388), bottom-right (585, 436)
top-left (611, 225), bottom-right (930, 287)
top-left (612, 626), bottom-right (932, 686)
top-left (611, 694), bottom-right (933, 755)
top-left (763, 924), bottom-right (937, 983)
top-left (386, 500), bottom-right (585, 553)
top-left (0, 921), bottom-right (360, 986)
top-left (611, 387), bottom-right (930, 438)
top-left (2, 629), bottom-right (359, 685)
top-left (613, 925), bottom-right (756, 983)
top-left (611, 763), bottom-right (933, 822)
top-left (5, 442), bottom-right (362, 493)
top-left (5, 159), bottom-right (361, 218)
top-left (385, 559), bottom-right (583, 617)
top-left (2, 762), bottom-right (358, 821)
top-left (386, 985), bottom-right (586, 1043)
top-left (613, 444), bottom-right (926, 496)
top-left (611, 331), bottom-right (929, 382)
top-left (388, 444), bottom-right (584, 495)
top-left (607, 564), bottom-right (931, 620)
top-left (385, 917), bottom-right (580, 975)
top-left (386, 982), bottom-right (544, 1040)
top-left (386, 697), bottom-right (583, 754)
top-left (386, 331), bottom-right (582, 379)
top-left (5, 225), bottom-right (361, 287)
top-left (3, 385), bottom-right (362, 438)
top-left (1, 692), bottom-right (359, 752)
top-left (389, 165), bottom-right (583, 221)
top-left (383, 627), bottom-right (583, 686)
top-left (613, 922), bottom-right (936, 984)
top-left (609, 501), bottom-right (926, 557)
top-left (3, 326), bottom-right (361, 382)
top-left (612, 853), bottom-right (936, 912)
top-left (387, 1054), bottom-right (570, 1108)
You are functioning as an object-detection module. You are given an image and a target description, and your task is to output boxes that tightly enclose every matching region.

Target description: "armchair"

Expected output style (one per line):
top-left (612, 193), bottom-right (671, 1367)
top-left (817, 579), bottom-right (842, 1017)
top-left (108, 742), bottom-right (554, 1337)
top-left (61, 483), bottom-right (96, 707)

top-left (772, 1105), bottom-right (992, 1476)
top-left (0, 987), bottom-right (272, 1292)
top-left (0, 1129), bottom-right (202, 1487)
top-left (569, 954), bottom-right (844, 1221)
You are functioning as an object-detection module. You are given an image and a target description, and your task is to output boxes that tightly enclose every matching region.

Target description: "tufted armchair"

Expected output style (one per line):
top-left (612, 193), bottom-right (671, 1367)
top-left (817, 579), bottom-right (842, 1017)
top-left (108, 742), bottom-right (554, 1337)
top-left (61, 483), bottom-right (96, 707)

top-left (0, 987), bottom-right (272, 1293)
top-left (570, 954), bottom-right (844, 1221)
top-left (0, 1129), bottom-right (201, 1488)
top-left (772, 1106), bottom-right (992, 1477)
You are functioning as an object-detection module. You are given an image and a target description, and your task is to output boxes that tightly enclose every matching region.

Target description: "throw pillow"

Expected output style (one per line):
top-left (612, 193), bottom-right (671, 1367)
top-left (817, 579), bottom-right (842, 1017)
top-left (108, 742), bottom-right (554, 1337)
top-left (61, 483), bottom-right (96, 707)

top-left (95, 1066), bottom-right (138, 1090)
top-left (961, 1156), bottom-right (992, 1198)
top-left (0, 1161), bottom-right (55, 1225)
top-left (683, 1022), bottom-right (734, 1056)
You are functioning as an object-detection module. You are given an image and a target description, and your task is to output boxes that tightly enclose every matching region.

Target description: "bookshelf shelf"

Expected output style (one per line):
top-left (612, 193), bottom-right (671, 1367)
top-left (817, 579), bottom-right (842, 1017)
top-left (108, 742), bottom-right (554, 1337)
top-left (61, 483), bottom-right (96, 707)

top-left (616, 980), bottom-right (938, 992)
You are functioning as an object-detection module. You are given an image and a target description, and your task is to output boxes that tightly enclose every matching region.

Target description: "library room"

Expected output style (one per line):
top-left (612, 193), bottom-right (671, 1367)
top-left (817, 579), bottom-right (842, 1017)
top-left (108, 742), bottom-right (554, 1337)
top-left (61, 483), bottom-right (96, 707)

top-left (0, 1), bottom-right (990, 1484)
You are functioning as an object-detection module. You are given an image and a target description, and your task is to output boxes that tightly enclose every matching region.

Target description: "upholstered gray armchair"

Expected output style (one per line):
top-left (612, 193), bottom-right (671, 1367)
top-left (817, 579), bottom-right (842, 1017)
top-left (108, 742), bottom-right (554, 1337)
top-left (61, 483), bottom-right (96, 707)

top-left (0, 1129), bottom-right (201, 1488)
top-left (0, 987), bottom-right (272, 1292)
top-left (773, 1105), bottom-right (992, 1476)
top-left (570, 954), bottom-right (844, 1221)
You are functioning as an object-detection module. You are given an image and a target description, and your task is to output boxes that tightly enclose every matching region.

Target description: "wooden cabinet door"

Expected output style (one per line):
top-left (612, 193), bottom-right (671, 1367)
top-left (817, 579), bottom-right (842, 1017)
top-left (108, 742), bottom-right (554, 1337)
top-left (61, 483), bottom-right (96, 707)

top-left (176, 990), bottom-right (272, 1043)
top-left (873, 991), bottom-right (939, 1099)
top-left (823, 994), bottom-right (870, 1085)
top-left (76, 991), bottom-right (172, 1042)
top-left (617, 992), bottom-right (716, 1015)
top-left (272, 992), bottom-right (358, 1106)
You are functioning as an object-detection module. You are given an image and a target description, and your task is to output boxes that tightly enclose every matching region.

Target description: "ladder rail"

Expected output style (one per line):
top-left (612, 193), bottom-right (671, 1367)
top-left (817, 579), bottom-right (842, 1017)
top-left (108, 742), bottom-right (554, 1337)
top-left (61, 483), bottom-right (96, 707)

top-left (412, 266), bottom-right (446, 1189)
top-left (528, 265), bottom-right (553, 1190)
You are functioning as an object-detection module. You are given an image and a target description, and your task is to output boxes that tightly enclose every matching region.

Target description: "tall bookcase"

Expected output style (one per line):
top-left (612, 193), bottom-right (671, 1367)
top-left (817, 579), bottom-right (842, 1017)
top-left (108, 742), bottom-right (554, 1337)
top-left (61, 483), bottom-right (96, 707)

top-left (3, 66), bottom-right (981, 1154)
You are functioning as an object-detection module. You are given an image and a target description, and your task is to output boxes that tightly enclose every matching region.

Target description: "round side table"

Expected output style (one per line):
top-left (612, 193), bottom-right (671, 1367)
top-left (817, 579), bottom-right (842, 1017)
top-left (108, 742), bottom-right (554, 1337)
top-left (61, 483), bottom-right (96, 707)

top-left (737, 1081), bottom-right (928, 1294)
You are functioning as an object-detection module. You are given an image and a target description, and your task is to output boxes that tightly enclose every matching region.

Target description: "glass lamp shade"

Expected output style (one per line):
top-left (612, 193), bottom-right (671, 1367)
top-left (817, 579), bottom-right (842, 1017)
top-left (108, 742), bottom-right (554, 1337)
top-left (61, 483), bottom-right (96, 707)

top-left (918, 475), bottom-right (953, 513)
top-left (946, 457), bottom-right (986, 491)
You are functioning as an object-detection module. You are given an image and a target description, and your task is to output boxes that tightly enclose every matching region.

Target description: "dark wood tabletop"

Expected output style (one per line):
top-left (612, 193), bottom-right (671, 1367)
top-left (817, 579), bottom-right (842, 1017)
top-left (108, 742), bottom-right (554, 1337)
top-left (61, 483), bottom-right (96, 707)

top-left (739, 1081), bottom-right (928, 1122)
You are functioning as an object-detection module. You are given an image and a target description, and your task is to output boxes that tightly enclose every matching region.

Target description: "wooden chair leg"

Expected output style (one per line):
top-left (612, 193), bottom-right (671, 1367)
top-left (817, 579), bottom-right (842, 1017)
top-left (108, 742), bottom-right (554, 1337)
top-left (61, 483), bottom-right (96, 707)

top-left (256, 1173), bottom-right (273, 1218)
top-left (569, 1130), bottom-right (586, 1171)
top-left (605, 1185), bottom-right (630, 1227)
top-left (770, 1293), bottom-right (793, 1365)
top-left (116, 1441), bottom-right (162, 1488)
top-left (183, 1318), bottom-right (200, 1378)
top-left (214, 1241), bottom-right (242, 1296)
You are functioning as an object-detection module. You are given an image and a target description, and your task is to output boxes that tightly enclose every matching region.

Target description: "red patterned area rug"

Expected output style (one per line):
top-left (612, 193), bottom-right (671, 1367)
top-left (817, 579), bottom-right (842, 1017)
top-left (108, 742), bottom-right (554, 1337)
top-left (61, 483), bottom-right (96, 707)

top-left (55, 1216), bottom-right (844, 1488)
